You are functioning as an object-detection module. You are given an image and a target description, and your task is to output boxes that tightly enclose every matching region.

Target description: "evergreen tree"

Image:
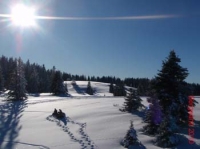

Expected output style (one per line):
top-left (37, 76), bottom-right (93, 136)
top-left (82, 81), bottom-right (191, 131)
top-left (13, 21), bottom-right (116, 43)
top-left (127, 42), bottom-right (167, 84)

top-left (87, 76), bottom-right (91, 81)
top-left (7, 58), bottom-right (27, 100)
top-left (137, 84), bottom-right (144, 96)
top-left (38, 64), bottom-right (51, 93)
top-left (25, 60), bottom-right (32, 92)
top-left (6, 58), bottom-right (16, 90)
top-left (122, 121), bottom-right (145, 148)
top-left (29, 66), bottom-right (39, 93)
top-left (153, 50), bottom-right (194, 147)
top-left (123, 88), bottom-right (144, 112)
top-left (0, 56), bottom-right (8, 89)
top-left (113, 83), bottom-right (126, 96)
top-left (109, 82), bottom-right (114, 93)
top-left (0, 65), bottom-right (4, 91)
top-left (86, 81), bottom-right (94, 95)
top-left (155, 114), bottom-right (179, 147)
top-left (154, 50), bottom-right (197, 125)
top-left (64, 83), bottom-right (68, 93)
top-left (143, 97), bottom-right (162, 135)
top-left (51, 71), bottom-right (66, 95)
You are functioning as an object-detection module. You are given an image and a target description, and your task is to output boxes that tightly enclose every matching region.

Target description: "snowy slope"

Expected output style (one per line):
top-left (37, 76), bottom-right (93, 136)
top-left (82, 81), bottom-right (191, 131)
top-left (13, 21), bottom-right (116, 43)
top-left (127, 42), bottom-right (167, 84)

top-left (65, 81), bottom-right (135, 97)
top-left (65, 81), bottom-right (113, 97)
top-left (0, 83), bottom-right (200, 149)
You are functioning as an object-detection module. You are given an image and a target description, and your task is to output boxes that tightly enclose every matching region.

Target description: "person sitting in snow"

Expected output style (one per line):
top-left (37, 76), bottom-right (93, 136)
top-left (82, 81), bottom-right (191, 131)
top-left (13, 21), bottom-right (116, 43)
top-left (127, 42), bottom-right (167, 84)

top-left (58, 109), bottom-right (62, 114)
top-left (57, 109), bottom-right (64, 118)
top-left (52, 108), bottom-right (58, 117)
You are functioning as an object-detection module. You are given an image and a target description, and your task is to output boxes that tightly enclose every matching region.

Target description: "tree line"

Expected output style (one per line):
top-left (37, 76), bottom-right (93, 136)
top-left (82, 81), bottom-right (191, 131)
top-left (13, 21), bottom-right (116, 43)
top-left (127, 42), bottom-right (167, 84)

top-left (0, 55), bottom-right (199, 96)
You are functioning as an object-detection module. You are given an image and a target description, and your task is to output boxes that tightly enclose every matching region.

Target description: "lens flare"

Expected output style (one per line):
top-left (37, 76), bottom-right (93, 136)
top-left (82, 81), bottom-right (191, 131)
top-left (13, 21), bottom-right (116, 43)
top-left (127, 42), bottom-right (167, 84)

top-left (11, 4), bottom-right (36, 27)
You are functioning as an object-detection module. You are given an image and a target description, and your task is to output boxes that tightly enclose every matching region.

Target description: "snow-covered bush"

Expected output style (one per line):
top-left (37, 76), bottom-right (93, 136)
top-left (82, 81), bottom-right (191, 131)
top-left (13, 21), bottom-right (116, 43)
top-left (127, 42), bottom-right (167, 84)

top-left (155, 115), bottom-right (180, 147)
top-left (122, 121), bottom-right (145, 149)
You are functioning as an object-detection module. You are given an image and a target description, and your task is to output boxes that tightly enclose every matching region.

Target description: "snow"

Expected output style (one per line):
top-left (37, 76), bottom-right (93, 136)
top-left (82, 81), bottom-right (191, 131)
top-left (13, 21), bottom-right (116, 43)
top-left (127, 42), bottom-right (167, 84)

top-left (0, 81), bottom-right (200, 149)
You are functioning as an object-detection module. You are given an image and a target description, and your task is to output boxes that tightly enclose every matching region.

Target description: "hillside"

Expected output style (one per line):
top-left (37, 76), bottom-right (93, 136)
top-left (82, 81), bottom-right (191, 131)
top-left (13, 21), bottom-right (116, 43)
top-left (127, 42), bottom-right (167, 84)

top-left (0, 82), bottom-right (199, 149)
top-left (65, 81), bottom-right (135, 97)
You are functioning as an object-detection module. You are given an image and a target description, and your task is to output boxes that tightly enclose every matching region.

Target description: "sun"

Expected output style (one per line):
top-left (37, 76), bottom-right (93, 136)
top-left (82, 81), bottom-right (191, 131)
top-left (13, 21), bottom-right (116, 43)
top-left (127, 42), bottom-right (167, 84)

top-left (11, 4), bottom-right (36, 27)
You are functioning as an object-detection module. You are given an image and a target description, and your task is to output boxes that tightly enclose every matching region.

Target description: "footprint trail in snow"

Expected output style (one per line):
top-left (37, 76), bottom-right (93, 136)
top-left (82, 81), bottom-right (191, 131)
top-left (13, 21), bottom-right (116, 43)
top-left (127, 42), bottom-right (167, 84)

top-left (46, 115), bottom-right (98, 149)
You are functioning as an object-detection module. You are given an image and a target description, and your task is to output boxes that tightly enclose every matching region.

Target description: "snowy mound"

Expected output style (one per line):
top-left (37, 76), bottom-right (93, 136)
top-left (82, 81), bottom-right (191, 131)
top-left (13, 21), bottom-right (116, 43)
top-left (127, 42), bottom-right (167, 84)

top-left (65, 81), bottom-right (136, 97)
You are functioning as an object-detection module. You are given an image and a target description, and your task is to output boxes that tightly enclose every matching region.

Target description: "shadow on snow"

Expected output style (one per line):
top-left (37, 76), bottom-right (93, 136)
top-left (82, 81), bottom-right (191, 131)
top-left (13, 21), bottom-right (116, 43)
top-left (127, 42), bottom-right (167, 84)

top-left (0, 100), bottom-right (27, 149)
top-left (72, 83), bottom-right (86, 95)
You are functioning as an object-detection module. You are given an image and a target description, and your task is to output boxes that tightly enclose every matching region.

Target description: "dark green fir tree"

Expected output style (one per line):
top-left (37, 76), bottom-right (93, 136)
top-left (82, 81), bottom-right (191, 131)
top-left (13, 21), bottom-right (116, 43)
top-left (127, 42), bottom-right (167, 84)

top-left (86, 81), bottom-right (94, 95)
top-left (0, 65), bottom-right (4, 91)
top-left (109, 82), bottom-right (114, 93)
top-left (153, 50), bottom-right (197, 147)
top-left (123, 88), bottom-right (144, 112)
top-left (8, 58), bottom-right (27, 100)
top-left (154, 50), bottom-right (197, 125)
top-left (113, 83), bottom-right (126, 96)
top-left (155, 114), bottom-right (179, 148)
top-left (51, 71), bottom-right (66, 95)
top-left (28, 66), bottom-right (39, 93)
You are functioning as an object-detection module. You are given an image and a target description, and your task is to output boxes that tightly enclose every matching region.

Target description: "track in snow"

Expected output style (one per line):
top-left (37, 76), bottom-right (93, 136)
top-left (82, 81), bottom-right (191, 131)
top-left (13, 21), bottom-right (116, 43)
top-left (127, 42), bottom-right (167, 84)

top-left (46, 115), bottom-right (98, 149)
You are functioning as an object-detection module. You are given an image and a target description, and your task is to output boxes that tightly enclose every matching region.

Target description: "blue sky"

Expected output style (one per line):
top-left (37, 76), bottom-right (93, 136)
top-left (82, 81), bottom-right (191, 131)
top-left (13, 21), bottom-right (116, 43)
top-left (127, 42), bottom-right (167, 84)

top-left (0, 0), bottom-right (200, 83)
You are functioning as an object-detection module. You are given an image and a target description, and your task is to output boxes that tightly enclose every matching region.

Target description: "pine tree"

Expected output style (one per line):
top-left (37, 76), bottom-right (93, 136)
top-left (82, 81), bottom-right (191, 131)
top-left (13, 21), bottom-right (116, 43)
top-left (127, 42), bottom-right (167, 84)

top-left (0, 65), bottom-right (4, 91)
top-left (109, 82), bottom-right (114, 93)
top-left (38, 64), bottom-right (51, 93)
top-left (25, 60), bottom-right (31, 93)
top-left (137, 84), bottom-right (144, 96)
top-left (155, 114), bottom-right (179, 148)
top-left (51, 71), bottom-right (66, 95)
top-left (6, 58), bottom-right (16, 90)
top-left (113, 83), bottom-right (126, 96)
top-left (7, 58), bottom-right (27, 100)
top-left (153, 50), bottom-right (193, 147)
top-left (143, 97), bottom-right (162, 135)
top-left (86, 81), bottom-right (94, 95)
top-left (154, 50), bottom-right (197, 125)
top-left (29, 66), bottom-right (39, 93)
top-left (123, 88), bottom-right (144, 112)
top-left (122, 121), bottom-right (145, 148)
top-left (64, 83), bottom-right (68, 93)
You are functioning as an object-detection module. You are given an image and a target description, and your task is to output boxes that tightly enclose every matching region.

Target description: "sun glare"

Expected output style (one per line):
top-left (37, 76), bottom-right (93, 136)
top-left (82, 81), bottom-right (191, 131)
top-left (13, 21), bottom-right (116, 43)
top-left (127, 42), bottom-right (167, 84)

top-left (11, 4), bottom-right (36, 27)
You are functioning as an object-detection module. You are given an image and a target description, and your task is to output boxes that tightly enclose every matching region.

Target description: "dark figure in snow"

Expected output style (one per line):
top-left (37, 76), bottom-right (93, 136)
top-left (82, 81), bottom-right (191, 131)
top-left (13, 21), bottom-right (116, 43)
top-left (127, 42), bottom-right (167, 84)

top-left (52, 108), bottom-right (58, 117)
top-left (57, 109), bottom-right (65, 118)
top-left (59, 109), bottom-right (62, 113)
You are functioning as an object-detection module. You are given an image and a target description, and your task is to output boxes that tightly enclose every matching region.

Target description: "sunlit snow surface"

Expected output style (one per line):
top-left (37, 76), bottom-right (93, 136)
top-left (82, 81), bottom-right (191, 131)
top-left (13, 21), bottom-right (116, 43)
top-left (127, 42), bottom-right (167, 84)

top-left (0, 81), bottom-right (199, 149)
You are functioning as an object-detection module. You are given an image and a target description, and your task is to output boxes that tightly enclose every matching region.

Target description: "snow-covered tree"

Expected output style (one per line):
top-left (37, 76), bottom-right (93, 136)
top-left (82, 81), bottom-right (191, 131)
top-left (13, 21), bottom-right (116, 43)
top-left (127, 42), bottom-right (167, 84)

top-left (143, 97), bottom-right (162, 135)
top-left (51, 71), bottom-right (66, 95)
top-left (86, 81), bottom-right (94, 95)
top-left (123, 88), bottom-right (144, 112)
top-left (29, 66), bottom-right (39, 93)
top-left (155, 114), bottom-right (179, 148)
top-left (154, 50), bottom-right (197, 125)
top-left (153, 50), bottom-right (191, 147)
top-left (7, 58), bottom-right (27, 100)
top-left (122, 121), bottom-right (145, 148)
top-left (38, 64), bottom-right (51, 93)
top-left (0, 65), bottom-right (4, 91)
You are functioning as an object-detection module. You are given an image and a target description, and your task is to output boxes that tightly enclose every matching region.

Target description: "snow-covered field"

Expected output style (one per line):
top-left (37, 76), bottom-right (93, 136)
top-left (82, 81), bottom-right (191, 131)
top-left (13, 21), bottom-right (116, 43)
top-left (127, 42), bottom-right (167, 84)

top-left (0, 81), bottom-right (200, 149)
